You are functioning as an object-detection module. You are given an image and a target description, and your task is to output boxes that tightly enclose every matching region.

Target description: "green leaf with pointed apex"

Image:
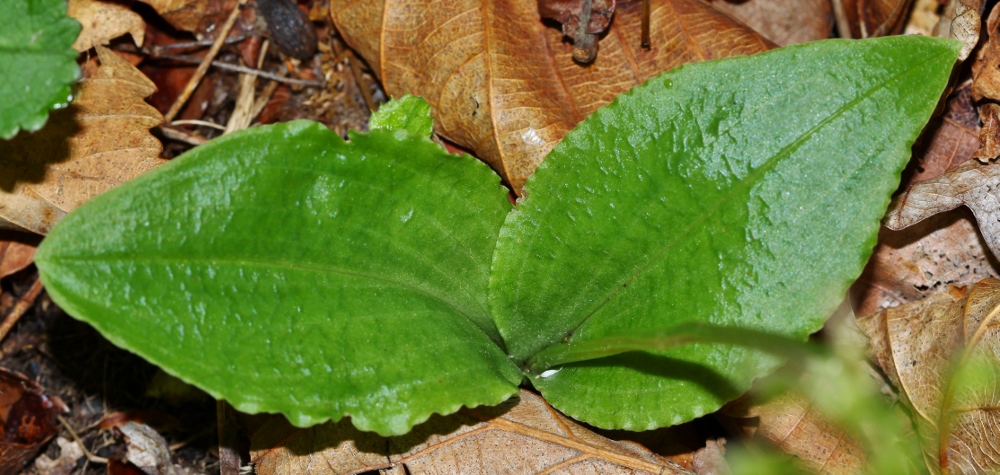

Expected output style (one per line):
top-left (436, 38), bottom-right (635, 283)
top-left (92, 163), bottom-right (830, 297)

top-left (369, 95), bottom-right (434, 137)
top-left (0, 0), bottom-right (81, 140)
top-left (36, 114), bottom-right (522, 436)
top-left (489, 36), bottom-right (960, 430)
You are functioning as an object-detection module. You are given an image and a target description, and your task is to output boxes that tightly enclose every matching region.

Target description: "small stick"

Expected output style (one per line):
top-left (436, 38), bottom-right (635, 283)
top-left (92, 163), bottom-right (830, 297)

top-left (0, 278), bottom-right (44, 342)
top-left (345, 50), bottom-right (377, 112)
top-left (158, 126), bottom-right (209, 145)
top-left (170, 120), bottom-right (226, 130)
top-left (163, 0), bottom-right (248, 122)
top-left (641, 0), bottom-right (651, 49)
top-left (150, 52), bottom-right (325, 87)
top-left (149, 35), bottom-right (248, 52)
top-left (58, 415), bottom-right (110, 464)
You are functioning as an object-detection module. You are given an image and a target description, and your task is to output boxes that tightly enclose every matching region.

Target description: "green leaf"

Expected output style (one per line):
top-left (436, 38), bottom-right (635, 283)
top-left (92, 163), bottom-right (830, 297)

top-left (0, 0), bottom-right (81, 140)
top-left (489, 36), bottom-right (960, 430)
top-left (369, 95), bottom-right (434, 137)
top-left (36, 114), bottom-right (522, 436)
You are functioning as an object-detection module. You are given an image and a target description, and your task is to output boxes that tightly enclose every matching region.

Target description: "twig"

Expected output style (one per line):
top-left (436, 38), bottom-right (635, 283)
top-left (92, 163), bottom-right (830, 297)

top-left (158, 126), bottom-right (209, 146)
top-left (170, 120), bottom-right (226, 130)
top-left (58, 415), bottom-right (109, 464)
top-left (149, 35), bottom-right (248, 52)
top-left (0, 278), bottom-right (44, 342)
top-left (164, 0), bottom-right (248, 122)
top-left (641, 0), bottom-right (651, 49)
top-left (831, 0), bottom-right (854, 39)
top-left (345, 50), bottom-right (377, 112)
top-left (150, 52), bottom-right (325, 87)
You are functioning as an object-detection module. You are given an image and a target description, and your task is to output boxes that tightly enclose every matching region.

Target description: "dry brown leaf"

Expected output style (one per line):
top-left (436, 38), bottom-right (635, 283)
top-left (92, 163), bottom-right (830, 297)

top-left (707, 0), bottom-right (834, 46)
top-left (857, 279), bottom-right (1000, 474)
top-left (0, 47), bottom-right (164, 235)
top-left (330, 0), bottom-right (771, 193)
top-left (250, 389), bottom-right (691, 475)
top-left (885, 160), bottom-right (1000, 265)
top-left (722, 393), bottom-right (866, 474)
top-left (0, 241), bottom-right (36, 280)
top-left (905, 0), bottom-right (943, 35)
top-left (934, 0), bottom-right (983, 61)
top-left (135, 0), bottom-right (239, 37)
top-left (68, 0), bottom-right (145, 52)
top-left (833, 0), bottom-right (913, 39)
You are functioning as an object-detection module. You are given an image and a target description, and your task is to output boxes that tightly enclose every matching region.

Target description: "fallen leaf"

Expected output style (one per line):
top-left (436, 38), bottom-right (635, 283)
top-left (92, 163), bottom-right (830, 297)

top-left (120, 421), bottom-right (183, 475)
top-left (0, 241), bottom-right (36, 280)
top-left (972, 3), bottom-right (1000, 161)
top-left (68, 0), bottom-right (145, 52)
top-left (0, 46), bottom-right (165, 234)
top-left (835, 0), bottom-right (914, 38)
top-left (904, 0), bottom-right (944, 35)
top-left (856, 279), bottom-right (1000, 474)
top-left (0, 368), bottom-right (66, 475)
top-left (975, 102), bottom-right (1000, 160)
top-left (885, 160), bottom-right (1000, 264)
top-left (250, 389), bottom-right (691, 475)
top-left (329, 0), bottom-right (771, 192)
top-left (707, 0), bottom-right (834, 46)
top-left (934, 0), bottom-right (983, 61)
top-left (722, 393), bottom-right (866, 474)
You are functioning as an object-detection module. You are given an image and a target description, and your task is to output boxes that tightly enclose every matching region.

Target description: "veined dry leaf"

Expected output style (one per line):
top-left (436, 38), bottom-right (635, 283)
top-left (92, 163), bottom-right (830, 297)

top-left (972, 3), bottom-right (1000, 160)
top-left (834, 0), bottom-right (913, 39)
top-left (722, 393), bottom-right (866, 475)
top-left (250, 390), bottom-right (691, 475)
top-left (0, 241), bottom-right (36, 280)
top-left (0, 46), bottom-right (164, 235)
top-left (707, 0), bottom-right (834, 46)
top-left (856, 279), bottom-right (1000, 474)
top-left (934, 0), bottom-right (983, 61)
top-left (68, 0), bottom-right (145, 52)
top-left (329, 0), bottom-right (771, 192)
top-left (885, 160), bottom-right (1000, 263)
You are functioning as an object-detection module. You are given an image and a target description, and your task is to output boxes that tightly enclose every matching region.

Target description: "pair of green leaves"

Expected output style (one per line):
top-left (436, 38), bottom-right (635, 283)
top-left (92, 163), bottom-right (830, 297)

top-left (36, 36), bottom-right (959, 436)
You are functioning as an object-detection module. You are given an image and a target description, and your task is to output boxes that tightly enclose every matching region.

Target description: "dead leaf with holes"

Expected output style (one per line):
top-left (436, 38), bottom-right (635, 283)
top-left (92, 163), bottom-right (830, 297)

top-left (707, 0), bottom-right (834, 46)
top-left (856, 279), bottom-right (1000, 474)
top-left (68, 0), bottom-right (145, 52)
top-left (330, 0), bottom-right (771, 193)
top-left (0, 46), bottom-right (165, 235)
top-left (251, 389), bottom-right (691, 475)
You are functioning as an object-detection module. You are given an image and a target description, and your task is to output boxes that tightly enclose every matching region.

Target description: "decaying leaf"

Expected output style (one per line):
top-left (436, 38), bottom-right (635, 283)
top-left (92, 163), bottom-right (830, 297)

top-left (857, 279), bottom-right (1000, 474)
top-left (833, 0), bottom-right (914, 39)
top-left (250, 390), bottom-right (690, 475)
top-left (120, 422), bottom-right (184, 475)
top-left (33, 437), bottom-right (84, 475)
top-left (0, 368), bottom-right (66, 475)
top-left (537, 0), bottom-right (616, 63)
top-left (934, 0), bottom-right (983, 61)
top-left (68, 0), bottom-right (145, 52)
top-left (973, 3), bottom-right (1000, 160)
top-left (708, 0), bottom-right (834, 46)
top-left (722, 392), bottom-right (866, 474)
top-left (886, 160), bottom-right (1000, 264)
top-left (0, 241), bottom-right (36, 280)
top-left (0, 46), bottom-right (165, 234)
top-left (330, 0), bottom-right (770, 192)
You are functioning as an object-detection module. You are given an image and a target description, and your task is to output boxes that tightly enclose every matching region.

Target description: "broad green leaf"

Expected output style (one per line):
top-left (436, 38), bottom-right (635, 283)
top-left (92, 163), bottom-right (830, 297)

top-left (36, 103), bottom-right (523, 436)
top-left (490, 36), bottom-right (960, 430)
top-left (0, 0), bottom-right (81, 140)
top-left (369, 94), bottom-right (433, 136)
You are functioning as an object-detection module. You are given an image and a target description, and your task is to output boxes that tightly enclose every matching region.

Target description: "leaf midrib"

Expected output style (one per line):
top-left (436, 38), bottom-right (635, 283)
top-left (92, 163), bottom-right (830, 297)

top-left (550, 53), bottom-right (940, 354)
top-left (46, 253), bottom-right (502, 344)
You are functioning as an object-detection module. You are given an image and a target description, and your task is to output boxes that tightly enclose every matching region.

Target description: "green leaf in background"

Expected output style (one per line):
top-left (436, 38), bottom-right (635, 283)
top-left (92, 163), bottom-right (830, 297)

top-left (0, 0), bottom-right (81, 140)
top-left (489, 36), bottom-right (960, 430)
top-left (36, 98), bottom-right (522, 436)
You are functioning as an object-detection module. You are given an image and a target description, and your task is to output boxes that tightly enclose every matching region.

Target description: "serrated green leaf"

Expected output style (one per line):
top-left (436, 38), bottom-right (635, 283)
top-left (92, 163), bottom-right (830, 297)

top-left (36, 115), bottom-right (522, 436)
top-left (369, 95), bottom-right (434, 137)
top-left (489, 36), bottom-right (960, 430)
top-left (0, 0), bottom-right (81, 140)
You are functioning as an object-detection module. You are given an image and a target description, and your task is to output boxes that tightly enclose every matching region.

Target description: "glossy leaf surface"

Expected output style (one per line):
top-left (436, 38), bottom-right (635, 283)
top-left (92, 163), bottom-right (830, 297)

top-left (0, 0), bottom-right (81, 139)
top-left (36, 99), bottom-right (522, 436)
top-left (490, 36), bottom-right (961, 430)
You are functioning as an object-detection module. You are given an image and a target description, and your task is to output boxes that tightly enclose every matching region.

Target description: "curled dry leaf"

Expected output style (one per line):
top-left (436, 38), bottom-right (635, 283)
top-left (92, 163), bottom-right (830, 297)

top-left (707, 0), bottom-right (834, 46)
top-left (721, 393), bottom-right (866, 475)
top-left (0, 368), bottom-right (66, 475)
top-left (0, 241), bottom-right (36, 280)
top-left (856, 279), bottom-right (1000, 474)
top-left (0, 46), bottom-right (165, 235)
top-left (935, 0), bottom-right (983, 61)
top-left (68, 0), bottom-right (145, 52)
top-left (973, 3), bottom-right (1000, 160)
top-left (250, 390), bottom-right (690, 475)
top-left (886, 160), bottom-right (1000, 263)
top-left (329, 0), bottom-right (770, 192)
